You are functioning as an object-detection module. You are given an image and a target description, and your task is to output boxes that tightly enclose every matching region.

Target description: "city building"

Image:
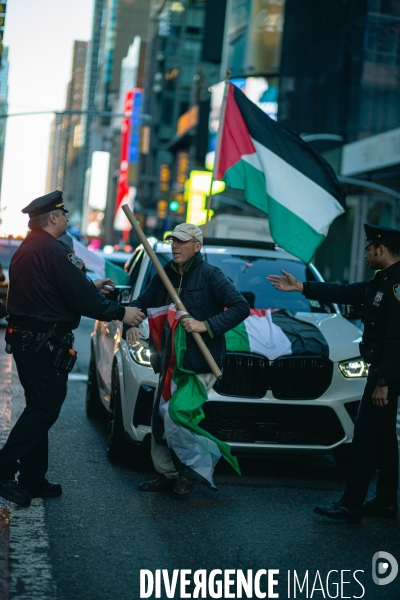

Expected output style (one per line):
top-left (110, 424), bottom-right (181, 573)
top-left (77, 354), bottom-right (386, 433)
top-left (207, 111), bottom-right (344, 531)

top-left (45, 41), bottom-right (88, 224)
top-left (45, 113), bottom-right (63, 194)
top-left (277, 0), bottom-right (400, 281)
top-left (80, 0), bottom-right (151, 242)
top-left (0, 45), bottom-right (9, 210)
top-left (135, 0), bottom-right (223, 234)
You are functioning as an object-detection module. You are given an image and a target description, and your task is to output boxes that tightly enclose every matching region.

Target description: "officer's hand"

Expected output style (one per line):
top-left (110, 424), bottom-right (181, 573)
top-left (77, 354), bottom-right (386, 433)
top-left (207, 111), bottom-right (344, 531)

top-left (93, 278), bottom-right (115, 295)
top-left (122, 306), bottom-right (145, 327)
top-left (266, 270), bottom-right (304, 293)
top-left (182, 317), bottom-right (207, 333)
top-left (126, 327), bottom-right (145, 345)
top-left (372, 385), bottom-right (389, 407)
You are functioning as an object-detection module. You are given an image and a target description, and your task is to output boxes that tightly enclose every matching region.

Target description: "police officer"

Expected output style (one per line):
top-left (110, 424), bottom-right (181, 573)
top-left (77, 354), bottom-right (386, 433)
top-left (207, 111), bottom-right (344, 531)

top-left (267, 224), bottom-right (400, 523)
top-left (0, 190), bottom-right (145, 507)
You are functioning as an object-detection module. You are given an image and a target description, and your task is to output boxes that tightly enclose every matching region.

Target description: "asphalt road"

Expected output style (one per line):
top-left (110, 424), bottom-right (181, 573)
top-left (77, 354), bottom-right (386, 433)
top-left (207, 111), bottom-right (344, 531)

top-left (0, 318), bottom-right (399, 600)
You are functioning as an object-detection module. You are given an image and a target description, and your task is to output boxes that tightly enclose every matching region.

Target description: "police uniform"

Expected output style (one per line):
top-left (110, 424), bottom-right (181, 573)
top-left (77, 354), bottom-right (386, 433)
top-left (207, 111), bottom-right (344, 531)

top-left (305, 224), bottom-right (400, 519)
top-left (0, 191), bottom-right (126, 504)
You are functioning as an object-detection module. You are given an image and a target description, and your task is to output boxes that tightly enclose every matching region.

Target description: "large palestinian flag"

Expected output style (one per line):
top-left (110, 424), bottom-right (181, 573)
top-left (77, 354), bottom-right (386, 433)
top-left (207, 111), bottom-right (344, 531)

top-left (214, 84), bottom-right (346, 263)
top-left (148, 304), bottom-right (240, 489)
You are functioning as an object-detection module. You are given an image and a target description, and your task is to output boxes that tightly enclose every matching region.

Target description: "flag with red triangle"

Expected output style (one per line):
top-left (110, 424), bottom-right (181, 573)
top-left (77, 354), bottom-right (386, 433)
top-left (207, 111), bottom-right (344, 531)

top-left (214, 84), bottom-right (346, 263)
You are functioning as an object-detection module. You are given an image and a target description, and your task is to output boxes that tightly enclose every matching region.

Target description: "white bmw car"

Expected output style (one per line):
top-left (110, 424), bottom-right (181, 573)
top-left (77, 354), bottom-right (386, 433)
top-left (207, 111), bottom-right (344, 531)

top-left (87, 238), bottom-right (366, 467)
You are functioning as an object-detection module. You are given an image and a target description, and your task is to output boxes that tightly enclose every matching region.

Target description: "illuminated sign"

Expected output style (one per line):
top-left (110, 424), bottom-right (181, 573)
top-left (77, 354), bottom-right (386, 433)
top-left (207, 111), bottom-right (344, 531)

top-left (127, 89), bottom-right (143, 185)
top-left (186, 171), bottom-right (225, 225)
top-left (177, 105), bottom-right (199, 136)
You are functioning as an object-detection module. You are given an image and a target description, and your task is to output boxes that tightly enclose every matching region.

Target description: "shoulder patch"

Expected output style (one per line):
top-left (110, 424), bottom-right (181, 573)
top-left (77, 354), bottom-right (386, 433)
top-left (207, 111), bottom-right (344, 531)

top-left (393, 283), bottom-right (400, 301)
top-left (67, 253), bottom-right (85, 270)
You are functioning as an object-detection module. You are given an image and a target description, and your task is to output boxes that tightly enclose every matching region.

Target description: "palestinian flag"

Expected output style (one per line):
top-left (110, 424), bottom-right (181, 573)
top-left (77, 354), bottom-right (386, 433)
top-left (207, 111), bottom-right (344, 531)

top-left (214, 84), bottom-right (346, 263)
top-left (226, 309), bottom-right (329, 358)
top-left (148, 304), bottom-right (240, 489)
top-left (64, 236), bottom-right (130, 285)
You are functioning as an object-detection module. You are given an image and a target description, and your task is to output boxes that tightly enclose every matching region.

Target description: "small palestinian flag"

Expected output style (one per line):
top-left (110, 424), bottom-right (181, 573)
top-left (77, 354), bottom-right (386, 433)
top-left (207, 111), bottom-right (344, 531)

top-left (226, 309), bottom-right (329, 358)
top-left (148, 304), bottom-right (240, 489)
top-left (214, 84), bottom-right (346, 263)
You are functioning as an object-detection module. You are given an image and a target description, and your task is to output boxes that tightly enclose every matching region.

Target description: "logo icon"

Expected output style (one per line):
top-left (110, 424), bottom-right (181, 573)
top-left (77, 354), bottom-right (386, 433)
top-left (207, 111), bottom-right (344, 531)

top-left (372, 552), bottom-right (398, 585)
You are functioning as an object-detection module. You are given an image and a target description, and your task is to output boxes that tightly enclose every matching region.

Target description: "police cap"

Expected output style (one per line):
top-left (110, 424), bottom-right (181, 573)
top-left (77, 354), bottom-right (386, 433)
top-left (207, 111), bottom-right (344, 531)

top-left (22, 190), bottom-right (68, 218)
top-left (364, 223), bottom-right (400, 250)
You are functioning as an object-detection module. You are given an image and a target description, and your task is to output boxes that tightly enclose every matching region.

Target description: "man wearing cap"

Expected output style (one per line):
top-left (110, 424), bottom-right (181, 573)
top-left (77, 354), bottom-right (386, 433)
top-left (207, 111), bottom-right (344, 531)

top-left (267, 223), bottom-right (400, 523)
top-left (0, 190), bottom-right (145, 508)
top-left (125, 223), bottom-right (249, 494)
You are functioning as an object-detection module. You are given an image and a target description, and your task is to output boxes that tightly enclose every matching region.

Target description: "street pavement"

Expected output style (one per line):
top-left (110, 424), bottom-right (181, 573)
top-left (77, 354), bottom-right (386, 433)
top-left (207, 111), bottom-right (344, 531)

top-left (0, 318), bottom-right (399, 600)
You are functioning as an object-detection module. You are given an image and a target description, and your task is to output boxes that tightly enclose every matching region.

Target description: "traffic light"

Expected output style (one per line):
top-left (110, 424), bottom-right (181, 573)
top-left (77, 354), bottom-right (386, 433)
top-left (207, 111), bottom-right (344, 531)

top-left (169, 200), bottom-right (179, 211)
top-left (157, 200), bottom-right (168, 219)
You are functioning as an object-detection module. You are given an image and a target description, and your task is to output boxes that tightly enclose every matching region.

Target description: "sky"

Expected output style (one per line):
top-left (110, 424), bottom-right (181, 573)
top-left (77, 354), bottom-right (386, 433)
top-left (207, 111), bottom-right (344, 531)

top-left (0, 0), bottom-right (94, 236)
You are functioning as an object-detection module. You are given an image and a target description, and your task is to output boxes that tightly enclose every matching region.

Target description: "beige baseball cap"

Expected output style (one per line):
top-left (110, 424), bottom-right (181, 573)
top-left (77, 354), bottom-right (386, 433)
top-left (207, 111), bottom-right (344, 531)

top-left (165, 223), bottom-right (203, 243)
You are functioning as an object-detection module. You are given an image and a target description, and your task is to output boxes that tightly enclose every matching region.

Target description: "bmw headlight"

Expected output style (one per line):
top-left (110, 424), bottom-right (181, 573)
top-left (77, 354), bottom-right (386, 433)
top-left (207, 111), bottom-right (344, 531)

top-left (129, 343), bottom-right (151, 367)
top-left (338, 358), bottom-right (369, 378)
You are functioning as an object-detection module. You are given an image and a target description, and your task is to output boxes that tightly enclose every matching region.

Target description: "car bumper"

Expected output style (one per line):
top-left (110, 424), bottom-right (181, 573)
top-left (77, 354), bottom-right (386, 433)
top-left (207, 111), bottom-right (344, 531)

top-left (119, 347), bottom-right (364, 455)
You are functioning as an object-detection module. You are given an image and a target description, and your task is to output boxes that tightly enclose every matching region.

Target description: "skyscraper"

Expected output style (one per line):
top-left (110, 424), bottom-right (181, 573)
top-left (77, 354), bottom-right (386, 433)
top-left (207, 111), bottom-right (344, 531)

top-left (45, 41), bottom-right (88, 222)
top-left (0, 46), bottom-right (9, 207)
top-left (45, 113), bottom-right (63, 194)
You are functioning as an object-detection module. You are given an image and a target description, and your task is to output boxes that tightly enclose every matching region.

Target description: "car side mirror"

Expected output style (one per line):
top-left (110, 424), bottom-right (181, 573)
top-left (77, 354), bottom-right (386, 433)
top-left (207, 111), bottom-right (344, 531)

top-left (107, 285), bottom-right (132, 305)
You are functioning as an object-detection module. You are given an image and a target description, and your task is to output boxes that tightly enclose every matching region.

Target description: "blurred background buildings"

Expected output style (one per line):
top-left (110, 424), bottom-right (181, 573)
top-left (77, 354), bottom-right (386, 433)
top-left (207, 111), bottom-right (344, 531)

top-left (0, 0), bottom-right (9, 226)
top-left (40, 0), bottom-right (400, 282)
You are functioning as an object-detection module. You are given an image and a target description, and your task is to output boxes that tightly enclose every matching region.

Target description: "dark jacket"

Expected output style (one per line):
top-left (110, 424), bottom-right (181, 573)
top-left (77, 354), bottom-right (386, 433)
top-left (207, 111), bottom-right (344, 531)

top-left (303, 261), bottom-right (400, 383)
top-left (129, 252), bottom-right (250, 373)
top-left (8, 229), bottom-right (125, 331)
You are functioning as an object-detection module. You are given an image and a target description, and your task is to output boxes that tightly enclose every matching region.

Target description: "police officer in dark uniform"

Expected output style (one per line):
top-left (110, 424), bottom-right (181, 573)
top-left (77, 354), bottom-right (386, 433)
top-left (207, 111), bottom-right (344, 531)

top-left (267, 224), bottom-right (400, 523)
top-left (0, 190), bottom-right (145, 507)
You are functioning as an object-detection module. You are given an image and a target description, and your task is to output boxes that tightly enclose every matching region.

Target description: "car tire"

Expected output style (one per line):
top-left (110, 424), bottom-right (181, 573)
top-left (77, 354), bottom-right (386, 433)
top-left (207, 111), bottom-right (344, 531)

top-left (86, 345), bottom-right (104, 419)
top-left (107, 362), bottom-right (130, 462)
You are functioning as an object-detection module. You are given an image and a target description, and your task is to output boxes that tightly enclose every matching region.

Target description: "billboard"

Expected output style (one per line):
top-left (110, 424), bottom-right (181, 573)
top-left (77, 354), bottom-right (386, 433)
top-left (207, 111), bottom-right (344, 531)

top-left (83, 151), bottom-right (110, 237)
top-left (114, 88), bottom-right (143, 234)
top-left (227, 0), bottom-right (285, 77)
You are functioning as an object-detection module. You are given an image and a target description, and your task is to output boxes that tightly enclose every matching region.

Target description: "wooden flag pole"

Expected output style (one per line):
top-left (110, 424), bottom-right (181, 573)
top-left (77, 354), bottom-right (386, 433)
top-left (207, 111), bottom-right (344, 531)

top-left (203, 70), bottom-right (230, 237)
top-left (121, 204), bottom-right (222, 379)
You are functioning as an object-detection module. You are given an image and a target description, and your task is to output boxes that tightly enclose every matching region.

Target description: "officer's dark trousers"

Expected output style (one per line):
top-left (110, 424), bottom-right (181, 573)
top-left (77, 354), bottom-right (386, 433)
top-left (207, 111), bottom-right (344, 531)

top-left (341, 371), bottom-right (399, 509)
top-left (0, 337), bottom-right (68, 489)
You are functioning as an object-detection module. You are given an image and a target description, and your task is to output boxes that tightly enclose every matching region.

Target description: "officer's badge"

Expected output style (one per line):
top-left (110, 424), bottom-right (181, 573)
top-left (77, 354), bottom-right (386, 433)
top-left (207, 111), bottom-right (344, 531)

top-left (393, 284), bottom-right (400, 302)
top-left (68, 253), bottom-right (85, 270)
top-left (374, 292), bottom-right (383, 303)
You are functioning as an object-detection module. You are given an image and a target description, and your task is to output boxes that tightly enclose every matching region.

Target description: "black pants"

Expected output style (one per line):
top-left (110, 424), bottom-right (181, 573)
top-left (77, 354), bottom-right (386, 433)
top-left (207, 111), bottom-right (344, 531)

top-left (342, 370), bottom-right (399, 509)
top-left (0, 337), bottom-right (68, 488)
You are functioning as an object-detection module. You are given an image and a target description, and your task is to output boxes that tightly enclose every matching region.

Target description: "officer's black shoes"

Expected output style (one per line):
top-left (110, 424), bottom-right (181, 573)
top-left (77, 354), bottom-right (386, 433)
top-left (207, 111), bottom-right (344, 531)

top-left (314, 501), bottom-right (362, 524)
top-left (138, 474), bottom-right (176, 491)
top-left (20, 479), bottom-right (62, 499)
top-left (363, 499), bottom-right (398, 519)
top-left (0, 480), bottom-right (31, 507)
top-left (174, 476), bottom-right (195, 495)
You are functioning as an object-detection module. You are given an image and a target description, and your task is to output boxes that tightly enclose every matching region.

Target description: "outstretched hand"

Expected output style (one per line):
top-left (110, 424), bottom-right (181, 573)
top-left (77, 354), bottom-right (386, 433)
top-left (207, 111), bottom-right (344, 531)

top-left (266, 270), bottom-right (303, 293)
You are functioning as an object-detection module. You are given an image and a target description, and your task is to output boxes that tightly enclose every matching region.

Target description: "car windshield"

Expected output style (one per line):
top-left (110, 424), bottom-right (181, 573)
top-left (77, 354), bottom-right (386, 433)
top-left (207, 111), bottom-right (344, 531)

top-left (0, 242), bottom-right (21, 268)
top-left (205, 254), bottom-right (335, 313)
top-left (148, 251), bottom-right (335, 314)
